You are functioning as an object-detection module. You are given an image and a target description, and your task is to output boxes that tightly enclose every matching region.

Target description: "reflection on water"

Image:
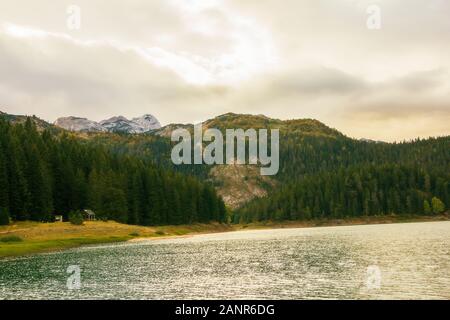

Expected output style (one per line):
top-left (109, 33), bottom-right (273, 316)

top-left (0, 221), bottom-right (449, 299)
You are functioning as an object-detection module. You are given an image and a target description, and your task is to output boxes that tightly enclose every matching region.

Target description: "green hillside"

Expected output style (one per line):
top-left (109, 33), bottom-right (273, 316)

top-left (1, 111), bottom-right (448, 226)
top-left (0, 117), bottom-right (226, 226)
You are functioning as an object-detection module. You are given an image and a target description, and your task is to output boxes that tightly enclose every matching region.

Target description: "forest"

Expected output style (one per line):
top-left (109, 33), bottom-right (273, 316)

top-left (0, 113), bottom-right (448, 227)
top-left (0, 118), bottom-right (227, 225)
top-left (235, 133), bottom-right (449, 223)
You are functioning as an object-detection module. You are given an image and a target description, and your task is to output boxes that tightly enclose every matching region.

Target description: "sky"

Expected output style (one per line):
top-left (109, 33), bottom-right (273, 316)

top-left (0, 0), bottom-right (449, 141)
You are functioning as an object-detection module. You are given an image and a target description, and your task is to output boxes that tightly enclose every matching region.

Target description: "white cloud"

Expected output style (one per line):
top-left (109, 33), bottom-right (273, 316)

top-left (0, 0), bottom-right (449, 141)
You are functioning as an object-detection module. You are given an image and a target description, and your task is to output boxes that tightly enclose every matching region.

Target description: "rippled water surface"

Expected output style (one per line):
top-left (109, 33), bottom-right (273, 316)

top-left (1, 221), bottom-right (449, 299)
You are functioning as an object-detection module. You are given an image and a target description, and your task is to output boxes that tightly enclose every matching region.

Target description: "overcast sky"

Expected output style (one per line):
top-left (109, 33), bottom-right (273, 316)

top-left (1, 0), bottom-right (449, 141)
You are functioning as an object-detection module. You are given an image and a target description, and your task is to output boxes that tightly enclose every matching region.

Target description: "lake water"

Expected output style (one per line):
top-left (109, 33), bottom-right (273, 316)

top-left (0, 221), bottom-right (449, 300)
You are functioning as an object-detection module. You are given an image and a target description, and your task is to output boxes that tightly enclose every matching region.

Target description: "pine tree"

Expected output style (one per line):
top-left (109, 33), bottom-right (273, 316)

top-left (101, 187), bottom-right (128, 223)
top-left (23, 143), bottom-right (53, 221)
top-left (5, 135), bottom-right (30, 220)
top-left (128, 173), bottom-right (142, 225)
top-left (218, 198), bottom-right (227, 223)
top-left (0, 148), bottom-right (9, 212)
top-left (0, 207), bottom-right (9, 225)
top-left (423, 200), bottom-right (431, 215)
top-left (87, 169), bottom-right (102, 215)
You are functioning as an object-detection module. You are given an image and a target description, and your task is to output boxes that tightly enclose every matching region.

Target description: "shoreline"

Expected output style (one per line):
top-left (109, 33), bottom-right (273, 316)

top-left (130, 214), bottom-right (450, 243)
top-left (234, 214), bottom-right (450, 231)
top-left (1, 214), bottom-right (449, 259)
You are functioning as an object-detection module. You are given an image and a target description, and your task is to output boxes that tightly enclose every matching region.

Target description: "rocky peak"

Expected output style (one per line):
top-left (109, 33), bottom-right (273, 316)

top-left (54, 116), bottom-right (106, 132)
top-left (54, 114), bottom-right (161, 133)
top-left (131, 114), bottom-right (161, 132)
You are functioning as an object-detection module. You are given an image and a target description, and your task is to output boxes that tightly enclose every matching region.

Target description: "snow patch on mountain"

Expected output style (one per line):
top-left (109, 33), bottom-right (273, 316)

top-left (54, 114), bottom-right (161, 133)
top-left (54, 117), bottom-right (106, 132)
top-left (132, 114), bottom-right (161, 132)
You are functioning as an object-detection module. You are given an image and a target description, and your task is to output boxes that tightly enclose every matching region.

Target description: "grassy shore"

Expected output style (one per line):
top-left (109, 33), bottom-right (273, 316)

top-left (1, 214), bottom-right (448, 259)
top-left (0, 221), bottom-right (233, 259)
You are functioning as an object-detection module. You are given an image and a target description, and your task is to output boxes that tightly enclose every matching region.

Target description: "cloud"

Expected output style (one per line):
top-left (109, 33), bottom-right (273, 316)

top-left (0, 0), bottom-right (449, 141)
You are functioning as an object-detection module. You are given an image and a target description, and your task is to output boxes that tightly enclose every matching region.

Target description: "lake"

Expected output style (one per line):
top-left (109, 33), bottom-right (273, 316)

top-left (0, 221), bottom-right (449, 299)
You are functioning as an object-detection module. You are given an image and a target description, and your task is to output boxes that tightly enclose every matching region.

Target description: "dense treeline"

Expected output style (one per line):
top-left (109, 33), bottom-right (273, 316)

top-left (89, 125), bottom-right (449, 224)
top-left (0, 119), bottom-right (226, 225)
top-left (236, 164), bottom-right (449, 223)
top-left (1, 113), bottom-right (448, 226)
top-left (236, 133), bottom-right (449, 223)
top-left (278, 134), bottom-right (450, 179)
top-left (88, 132), bottom-right (210, 179)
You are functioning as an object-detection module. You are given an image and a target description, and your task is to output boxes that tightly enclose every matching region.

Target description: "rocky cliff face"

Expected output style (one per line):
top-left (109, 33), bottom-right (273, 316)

top-left (54, 117), bottom-right (106, 132)
top-left (132, 114), bottom-right (161, 132)
top-left (99, 116), bottom-right (141, 133)
top-left (54, 114), bottom-right (161, 133)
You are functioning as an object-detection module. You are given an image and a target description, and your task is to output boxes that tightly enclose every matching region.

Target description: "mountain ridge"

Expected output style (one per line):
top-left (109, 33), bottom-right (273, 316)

top-left (54, 114), bottom-right (161, 133)
top-left (151, 112), bottom-right (344, 140)
top-left (1, 110), bottom-right (449, 211)
top-left (1, 110), bottom-right (345, 140)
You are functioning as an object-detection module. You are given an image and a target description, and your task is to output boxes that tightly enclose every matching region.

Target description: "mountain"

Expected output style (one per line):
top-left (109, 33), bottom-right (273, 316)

top-left (0, 110), bottom-right (55, 131)
top-left (197, 113), bottom-right (346, 207)
top-left (132, 114), bottom-right (162, 132)
top-left (54, 116), bottom-right (106, 132)
top-left (1, 110), bottom-right (449, 218)
top-left (145, 113), bottom-right (449, 211)
top-left (74, 112), bottom-right (345, 208)
top-left (151, 113), bottom-right (342, 139)
top-left (55, 114), bottom-right (161, 133)
top-left (76, 112), bottom-right (449, 211)
top-left (0, 116), bottom-right (226, 225)
top-left (99, 116), bottom-right (142, 133)
top-left (203, 112), bottom-right (343, 138)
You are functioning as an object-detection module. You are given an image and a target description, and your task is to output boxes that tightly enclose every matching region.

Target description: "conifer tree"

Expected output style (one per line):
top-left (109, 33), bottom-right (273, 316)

top-left (0, 148), bottom-right (9, 211)
top-left (0, 207), bottom-right (9, 225)
top-left (423, 200), bottom-right (431, 215)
